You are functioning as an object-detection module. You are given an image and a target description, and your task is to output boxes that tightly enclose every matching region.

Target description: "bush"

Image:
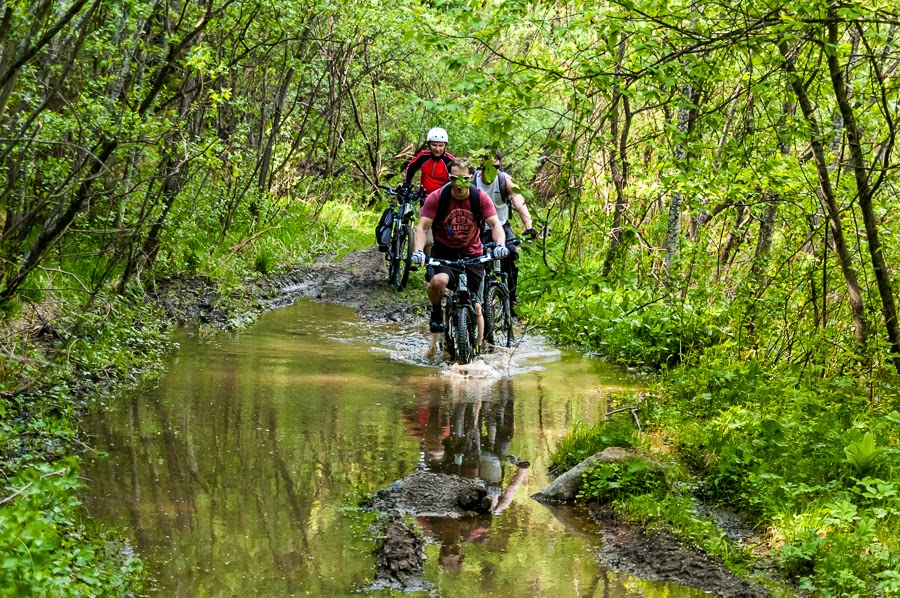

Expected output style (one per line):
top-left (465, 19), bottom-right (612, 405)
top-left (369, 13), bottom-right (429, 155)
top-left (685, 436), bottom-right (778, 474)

top-left (578, 459), bottom-right (666, 502)
top-left (550, 419), bottom-right (638, 472)
top-left (0, 460), bottom-right (143, 596)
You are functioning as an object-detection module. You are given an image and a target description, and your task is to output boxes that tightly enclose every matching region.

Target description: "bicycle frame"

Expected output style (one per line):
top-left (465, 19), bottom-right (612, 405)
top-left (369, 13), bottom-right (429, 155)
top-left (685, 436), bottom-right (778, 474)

top-left (424, 254), bottom-right (493, 364)
top-left (379, 184), bottom-right (422, 290)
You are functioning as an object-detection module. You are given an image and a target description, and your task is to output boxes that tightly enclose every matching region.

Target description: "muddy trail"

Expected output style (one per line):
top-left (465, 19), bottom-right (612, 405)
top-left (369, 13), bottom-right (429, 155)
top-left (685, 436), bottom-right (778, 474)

top-left (135, 247), bottom-right (771, 597)
top-left (149, 246), bottom-right (421, 329)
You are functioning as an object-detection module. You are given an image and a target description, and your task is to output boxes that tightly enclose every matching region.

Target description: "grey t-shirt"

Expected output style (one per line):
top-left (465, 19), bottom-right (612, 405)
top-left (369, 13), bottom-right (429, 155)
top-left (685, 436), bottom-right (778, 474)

top-left (475, 170), bottom-right (509, 225)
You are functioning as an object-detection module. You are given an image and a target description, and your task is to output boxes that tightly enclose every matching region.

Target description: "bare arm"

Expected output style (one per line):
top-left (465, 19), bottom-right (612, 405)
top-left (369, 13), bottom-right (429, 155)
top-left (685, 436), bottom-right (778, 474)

top-left (414, 216), bottom-right (433, 252)
top-left (485, 214), bottom-right (506, 247)
top-left (506, 176), bottom-right (533, 230)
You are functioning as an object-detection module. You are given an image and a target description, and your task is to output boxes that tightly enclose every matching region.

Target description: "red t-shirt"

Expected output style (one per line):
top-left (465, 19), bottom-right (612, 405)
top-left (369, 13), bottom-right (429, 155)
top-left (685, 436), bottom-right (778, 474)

top-left (421, 185), bottom-right (497, 256)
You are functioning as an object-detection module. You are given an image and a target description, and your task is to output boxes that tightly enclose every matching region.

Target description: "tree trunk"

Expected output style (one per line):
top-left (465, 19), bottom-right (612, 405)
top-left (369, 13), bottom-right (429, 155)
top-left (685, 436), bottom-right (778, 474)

top-left (779, 40), bottom-right (868, 346)
top-left (826, 12), bottom-right (900, 370)
top-left (602, 35), bottom-right (630, 277)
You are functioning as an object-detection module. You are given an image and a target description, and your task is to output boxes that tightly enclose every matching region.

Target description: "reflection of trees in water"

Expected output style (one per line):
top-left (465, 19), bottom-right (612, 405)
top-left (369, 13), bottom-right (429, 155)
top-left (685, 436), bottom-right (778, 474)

top-left (86, 348), bottom-right (420, 595)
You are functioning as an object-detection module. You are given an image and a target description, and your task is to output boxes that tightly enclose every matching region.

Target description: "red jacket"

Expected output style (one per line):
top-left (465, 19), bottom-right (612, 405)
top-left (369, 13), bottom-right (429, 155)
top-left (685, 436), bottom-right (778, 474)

top-left (404, 150), bottom-right (455, 194)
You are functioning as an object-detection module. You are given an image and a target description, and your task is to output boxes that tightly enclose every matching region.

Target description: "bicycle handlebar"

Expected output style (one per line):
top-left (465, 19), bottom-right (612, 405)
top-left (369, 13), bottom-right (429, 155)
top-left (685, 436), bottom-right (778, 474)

top-left (482, 238), bottom-right (525, 251)
top-left (379, 183), bottom-right (423, 200)
top-left (423, 254), bottom-right (494, 268)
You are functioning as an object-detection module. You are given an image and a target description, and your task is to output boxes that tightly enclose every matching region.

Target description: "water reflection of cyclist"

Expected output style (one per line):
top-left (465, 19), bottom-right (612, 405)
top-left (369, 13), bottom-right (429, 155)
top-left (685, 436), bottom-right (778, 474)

top-left (477, 380), bottom-right (523, 509)
top-left (411, 159), bottom-right (508, 337)
top-left (413, 380), bottom-right (525, 510)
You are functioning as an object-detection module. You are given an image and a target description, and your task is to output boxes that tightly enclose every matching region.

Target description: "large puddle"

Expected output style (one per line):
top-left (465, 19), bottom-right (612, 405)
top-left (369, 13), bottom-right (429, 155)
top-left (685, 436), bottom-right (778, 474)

top-left (82, 300), bottom-right (706, 596)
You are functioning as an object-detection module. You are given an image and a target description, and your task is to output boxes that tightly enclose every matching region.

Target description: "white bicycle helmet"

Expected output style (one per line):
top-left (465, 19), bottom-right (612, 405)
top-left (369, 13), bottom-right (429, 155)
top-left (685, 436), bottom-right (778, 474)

top-left (426, 127), bottom-right (448, 143)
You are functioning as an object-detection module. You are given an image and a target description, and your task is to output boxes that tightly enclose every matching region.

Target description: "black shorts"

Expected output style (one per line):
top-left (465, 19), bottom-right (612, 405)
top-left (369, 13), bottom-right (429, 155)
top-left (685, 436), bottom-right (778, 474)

top-left (431, 244), bottom-right (485, 303)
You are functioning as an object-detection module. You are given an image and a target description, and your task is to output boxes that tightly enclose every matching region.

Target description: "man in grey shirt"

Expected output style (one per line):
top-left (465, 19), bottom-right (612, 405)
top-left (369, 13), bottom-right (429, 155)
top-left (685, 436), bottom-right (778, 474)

top-left (474, 147), bottom-right (537, 315)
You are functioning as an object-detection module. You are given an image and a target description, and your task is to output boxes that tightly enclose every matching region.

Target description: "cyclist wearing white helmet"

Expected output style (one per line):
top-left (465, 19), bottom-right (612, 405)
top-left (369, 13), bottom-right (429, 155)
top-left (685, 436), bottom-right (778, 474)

top-left (403, 127), bottom-right (455, 195)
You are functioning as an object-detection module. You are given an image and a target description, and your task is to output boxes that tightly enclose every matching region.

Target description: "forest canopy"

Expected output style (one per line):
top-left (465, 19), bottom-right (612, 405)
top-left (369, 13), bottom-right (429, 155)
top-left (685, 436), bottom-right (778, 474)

top-left (2, 0), bottom-right (900, 374)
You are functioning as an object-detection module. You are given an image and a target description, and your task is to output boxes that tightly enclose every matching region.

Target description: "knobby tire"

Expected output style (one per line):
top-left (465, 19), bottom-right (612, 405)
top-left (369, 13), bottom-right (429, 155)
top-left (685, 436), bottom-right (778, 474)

top-left (398, 225), bottom-right (412, 290)
top-left (388, 219), bottom-right (402, 289)
top-left (443, 298), bottom-right (456, 362)
top-left (484, 284), bottom-right (514, 350)
top-left (453, 306), bottom-right (473, 365)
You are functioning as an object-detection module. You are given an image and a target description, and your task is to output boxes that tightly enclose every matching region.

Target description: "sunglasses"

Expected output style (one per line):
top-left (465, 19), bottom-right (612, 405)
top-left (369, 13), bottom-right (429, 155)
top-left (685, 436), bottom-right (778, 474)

top-left (449, 174), bottom-right (472, 184)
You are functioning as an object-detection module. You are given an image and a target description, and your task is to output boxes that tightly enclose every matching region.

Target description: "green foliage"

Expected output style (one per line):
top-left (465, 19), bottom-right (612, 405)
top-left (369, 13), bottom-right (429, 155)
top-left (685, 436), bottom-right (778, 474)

top-left (845, 433), bottom-right (886, 477)
top-left (550, 419), bottom-right (637, 472)
top-left (519, 261), bottom-right (725, 368)
top-left (254, 248), bottom-right (276, 275)
top-left (578, 459), bottom-right (665, 502)
top-left (0, 461), bottom-right (143, 596)
top-left (640, 354), bottom-right (900, 596)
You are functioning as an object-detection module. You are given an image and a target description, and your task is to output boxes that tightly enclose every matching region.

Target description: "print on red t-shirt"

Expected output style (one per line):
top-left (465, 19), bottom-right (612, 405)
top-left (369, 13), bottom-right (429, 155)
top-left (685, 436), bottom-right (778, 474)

top-left (421, 186), bottom-right (497, 256)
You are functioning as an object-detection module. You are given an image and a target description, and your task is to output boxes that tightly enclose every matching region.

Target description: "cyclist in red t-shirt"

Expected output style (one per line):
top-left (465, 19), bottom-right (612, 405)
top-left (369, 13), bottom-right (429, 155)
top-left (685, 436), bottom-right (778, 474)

top-left (411, 159), bottom-right (509, 339)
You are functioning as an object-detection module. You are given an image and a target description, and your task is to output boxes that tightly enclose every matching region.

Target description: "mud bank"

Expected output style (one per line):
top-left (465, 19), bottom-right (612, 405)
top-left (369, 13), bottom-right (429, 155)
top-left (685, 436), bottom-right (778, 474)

top-left (369, 517), bottom-right (431, 593)
top-left (366, 471), bottom-right (494, 592)
top-left (372, 471), bottom-right (493, 518)
top-left (589, 505), bottom-right (768, 597)
top-left (149, 247), bottom-right (421, 329)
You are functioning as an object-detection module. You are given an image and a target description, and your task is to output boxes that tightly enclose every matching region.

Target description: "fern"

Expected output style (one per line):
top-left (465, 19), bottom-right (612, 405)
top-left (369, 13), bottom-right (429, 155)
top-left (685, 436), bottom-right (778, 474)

top-left (844, 432), bottom-right (884, 476)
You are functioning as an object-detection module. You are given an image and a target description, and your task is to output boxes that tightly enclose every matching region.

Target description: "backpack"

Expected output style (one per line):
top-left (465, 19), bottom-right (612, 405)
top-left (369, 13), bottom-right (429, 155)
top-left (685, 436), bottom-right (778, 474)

top-left (497, 172), bottom-right (510, 203)
top-left (433, 184), bottom-right (483, 231)
top-left (374, 207), bottom-right (394, 251)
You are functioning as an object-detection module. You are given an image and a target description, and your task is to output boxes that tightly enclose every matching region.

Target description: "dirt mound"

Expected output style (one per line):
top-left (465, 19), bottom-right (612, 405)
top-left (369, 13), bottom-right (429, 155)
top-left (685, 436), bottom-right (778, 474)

top-left (372, 471), bottom-right (492, 518)
top-left (589, 505), bottom-right (768, 598)
top-left (369, 517), bottom-right (431, 593)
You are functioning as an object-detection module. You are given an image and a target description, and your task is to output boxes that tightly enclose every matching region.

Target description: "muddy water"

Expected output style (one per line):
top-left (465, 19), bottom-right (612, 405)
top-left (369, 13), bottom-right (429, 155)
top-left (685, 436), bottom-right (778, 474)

top-left (83, 300), bottom-right (705, 597)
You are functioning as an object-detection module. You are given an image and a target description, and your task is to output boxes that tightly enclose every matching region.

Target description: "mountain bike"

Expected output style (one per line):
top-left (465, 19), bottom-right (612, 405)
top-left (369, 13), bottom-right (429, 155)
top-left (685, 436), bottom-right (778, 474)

top-left (424, 253), bottom-right (494, 365)
top-left (379, 184), bottom-right (422, 290)
top-left (481, 239), bottom-right (520, 351)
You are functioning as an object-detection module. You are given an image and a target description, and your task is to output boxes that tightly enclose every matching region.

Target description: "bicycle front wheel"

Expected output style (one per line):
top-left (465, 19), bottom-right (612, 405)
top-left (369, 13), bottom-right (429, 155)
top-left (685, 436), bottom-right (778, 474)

top-left (484, 284), bottom-right (514, 350)
top-left (397, 225), bottom-right (413, 290)
top-left (453, 306), bottom-right (473, 365)
top-left (388, 223), bottom-right (403, 289)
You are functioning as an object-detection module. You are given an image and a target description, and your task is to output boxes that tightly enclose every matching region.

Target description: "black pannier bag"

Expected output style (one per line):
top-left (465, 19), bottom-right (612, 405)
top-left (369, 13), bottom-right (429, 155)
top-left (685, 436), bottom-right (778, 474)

top-left (375, 207), bottom-right (394, 252)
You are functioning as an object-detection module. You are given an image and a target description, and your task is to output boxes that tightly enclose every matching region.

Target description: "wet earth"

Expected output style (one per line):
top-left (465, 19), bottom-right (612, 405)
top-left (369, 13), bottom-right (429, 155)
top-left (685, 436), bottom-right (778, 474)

top-left (130, 246), bottom-right (774, 597)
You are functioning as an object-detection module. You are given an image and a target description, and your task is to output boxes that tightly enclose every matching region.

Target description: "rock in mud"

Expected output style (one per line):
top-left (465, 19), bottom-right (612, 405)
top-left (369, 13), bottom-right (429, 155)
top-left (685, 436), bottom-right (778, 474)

top-left (372, 471), bottom-right (492, 518)
top-left (370, 517), bottom-right (431, 593)
top-left (532, 446), bottom-right (642, 503)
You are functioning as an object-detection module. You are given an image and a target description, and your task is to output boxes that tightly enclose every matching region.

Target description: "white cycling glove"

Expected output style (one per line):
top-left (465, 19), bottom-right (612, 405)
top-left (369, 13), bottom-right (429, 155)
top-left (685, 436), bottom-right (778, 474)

top-left (492, 245), bottom-right (510, 260)
top-left (411, 250), bottom-right (426, 266)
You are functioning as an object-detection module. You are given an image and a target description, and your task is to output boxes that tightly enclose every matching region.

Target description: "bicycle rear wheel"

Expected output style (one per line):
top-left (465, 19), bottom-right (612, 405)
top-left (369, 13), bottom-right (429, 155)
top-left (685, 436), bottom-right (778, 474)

top-left (484, 284), bottom-right (514, 350)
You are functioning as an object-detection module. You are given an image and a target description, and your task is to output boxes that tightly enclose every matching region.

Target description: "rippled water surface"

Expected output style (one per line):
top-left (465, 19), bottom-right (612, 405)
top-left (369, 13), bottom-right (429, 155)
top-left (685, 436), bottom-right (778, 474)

top-left (83, 299), bottom-right (706, 596)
